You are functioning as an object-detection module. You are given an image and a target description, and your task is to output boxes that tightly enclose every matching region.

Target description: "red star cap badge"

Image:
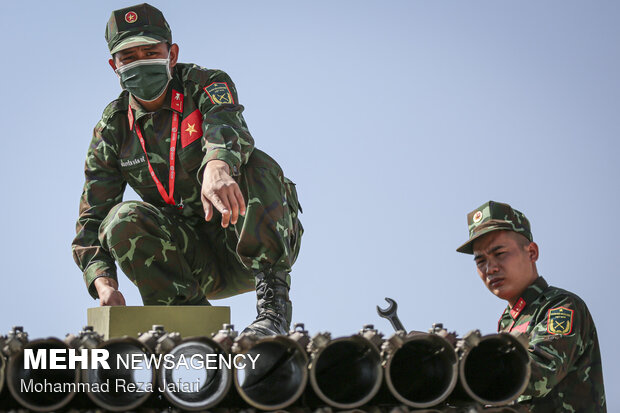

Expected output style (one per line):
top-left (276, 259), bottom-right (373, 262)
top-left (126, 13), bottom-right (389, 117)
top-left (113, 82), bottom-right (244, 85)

top-left (125, 11), bottom-right (138, 23)
top-left (473, 210), bottom-right (483, 223)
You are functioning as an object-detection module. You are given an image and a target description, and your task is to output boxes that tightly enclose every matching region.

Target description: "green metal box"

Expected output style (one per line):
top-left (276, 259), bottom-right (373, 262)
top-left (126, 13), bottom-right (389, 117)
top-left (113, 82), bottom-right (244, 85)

top-left (87, 306), bottom-right (230, 339)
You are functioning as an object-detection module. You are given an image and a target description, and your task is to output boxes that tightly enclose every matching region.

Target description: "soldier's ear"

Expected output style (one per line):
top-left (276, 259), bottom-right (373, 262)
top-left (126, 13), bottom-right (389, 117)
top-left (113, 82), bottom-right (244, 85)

top-left (169, 43), bottom-right (179, 68)
top-left (527, 242), bottom-right (539, 263)
top-left (109, 58), bottom-right (118, 72)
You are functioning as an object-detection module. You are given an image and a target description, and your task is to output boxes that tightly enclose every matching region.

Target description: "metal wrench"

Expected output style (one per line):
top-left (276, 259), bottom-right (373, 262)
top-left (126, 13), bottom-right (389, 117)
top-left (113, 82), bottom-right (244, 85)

top-left (376, 297), bottom-right (407, 332)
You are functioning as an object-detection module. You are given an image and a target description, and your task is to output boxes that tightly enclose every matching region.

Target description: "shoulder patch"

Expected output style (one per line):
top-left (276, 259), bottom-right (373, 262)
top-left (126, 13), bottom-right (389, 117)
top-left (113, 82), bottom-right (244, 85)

top-left (204, 82), bottom-right (235, 105)
top-left (547, 306), bottom-right (574, 335)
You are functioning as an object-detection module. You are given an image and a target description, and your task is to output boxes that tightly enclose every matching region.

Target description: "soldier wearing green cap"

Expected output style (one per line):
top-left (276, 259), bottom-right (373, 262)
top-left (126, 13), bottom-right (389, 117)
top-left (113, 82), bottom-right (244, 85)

top-left (457, 201), bottom-right (606, 412)
top-left (71, 3), bottom-right (303, 336)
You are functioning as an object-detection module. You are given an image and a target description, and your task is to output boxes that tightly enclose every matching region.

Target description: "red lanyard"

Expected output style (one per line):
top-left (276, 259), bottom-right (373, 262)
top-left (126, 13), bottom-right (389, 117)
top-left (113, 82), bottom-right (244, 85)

top-left (130, 108), bottom-right (181, 208)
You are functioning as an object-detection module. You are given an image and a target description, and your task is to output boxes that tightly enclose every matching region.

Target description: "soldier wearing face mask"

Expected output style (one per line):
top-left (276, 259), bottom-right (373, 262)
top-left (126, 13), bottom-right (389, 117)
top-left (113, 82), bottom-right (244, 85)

top-left (72, 3), bottom-right (303, 336)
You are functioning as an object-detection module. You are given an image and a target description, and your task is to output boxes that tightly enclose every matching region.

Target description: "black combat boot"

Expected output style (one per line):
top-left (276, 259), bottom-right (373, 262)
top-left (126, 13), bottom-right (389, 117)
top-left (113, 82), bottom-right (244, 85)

top-left (241, 270), bottom-right (292, 336)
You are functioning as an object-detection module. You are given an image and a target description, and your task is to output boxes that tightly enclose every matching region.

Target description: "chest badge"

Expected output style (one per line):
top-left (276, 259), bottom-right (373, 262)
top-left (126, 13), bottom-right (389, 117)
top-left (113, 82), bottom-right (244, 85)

top-left (171, 90), bottom-right (184, 113)
top-left (547, 307), bottom-right (574, 335)
top-left (181, 109), bottom-right (203, 148)
top-left (204, 82), bottom-right (235, 104)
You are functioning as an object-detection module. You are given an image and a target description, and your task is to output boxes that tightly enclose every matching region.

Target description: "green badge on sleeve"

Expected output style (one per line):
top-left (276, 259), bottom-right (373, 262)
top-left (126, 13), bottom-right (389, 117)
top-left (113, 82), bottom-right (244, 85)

top-left (204, 82), bottom-right (235, 104)
top-left (547, 307), bottom-right (574, 335)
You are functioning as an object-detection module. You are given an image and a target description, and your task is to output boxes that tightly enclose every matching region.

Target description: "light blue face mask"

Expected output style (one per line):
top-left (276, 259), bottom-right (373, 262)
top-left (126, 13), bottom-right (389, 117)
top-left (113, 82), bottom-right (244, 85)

top-left (116, 54), bottom-right (172, 102)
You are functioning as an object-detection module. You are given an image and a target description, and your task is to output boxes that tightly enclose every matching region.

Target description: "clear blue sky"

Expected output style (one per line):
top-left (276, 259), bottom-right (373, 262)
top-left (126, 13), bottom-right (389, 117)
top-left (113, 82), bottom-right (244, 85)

top-left (0, 0), bottom-right (618, 408)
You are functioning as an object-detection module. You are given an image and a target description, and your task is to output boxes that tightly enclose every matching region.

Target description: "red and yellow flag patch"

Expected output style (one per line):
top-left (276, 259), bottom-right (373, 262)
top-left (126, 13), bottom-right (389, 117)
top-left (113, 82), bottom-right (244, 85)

top-left (181, 109), bottom-right (202, 148)
top-left (547, 307), bottom-right (574, 335)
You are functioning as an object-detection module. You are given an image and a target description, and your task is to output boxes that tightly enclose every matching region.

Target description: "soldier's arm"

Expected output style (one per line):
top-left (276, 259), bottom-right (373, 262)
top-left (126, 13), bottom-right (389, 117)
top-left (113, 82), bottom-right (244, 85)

top-left (71, 122), bottom-right (126, 300)
top-left (520, 296), bottom-right (589, 399)
top-left (194, 70), bottom-right (255, 178)
top-left (187, 69), bottom-right (253, 226)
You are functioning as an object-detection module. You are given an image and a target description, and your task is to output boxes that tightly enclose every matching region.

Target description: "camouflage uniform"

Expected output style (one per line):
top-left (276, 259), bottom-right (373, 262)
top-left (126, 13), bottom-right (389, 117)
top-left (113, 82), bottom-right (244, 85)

top-left (72, 63), bottom-right (303, 304)
top-left (458, 201), bottom-right (606, 412)
top-left (498, 277), bottom-right (606, 412)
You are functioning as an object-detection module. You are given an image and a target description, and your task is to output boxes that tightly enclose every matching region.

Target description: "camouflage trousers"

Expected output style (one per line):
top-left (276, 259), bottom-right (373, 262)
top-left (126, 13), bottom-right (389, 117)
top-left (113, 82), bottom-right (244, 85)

top-left (98, 149), bottom-right (303, 305)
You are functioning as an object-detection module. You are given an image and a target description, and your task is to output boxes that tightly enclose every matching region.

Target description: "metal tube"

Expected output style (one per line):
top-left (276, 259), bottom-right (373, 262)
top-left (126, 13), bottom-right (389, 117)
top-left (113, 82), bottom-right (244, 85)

top-left (159, 336), bottom-right (233, 411)
top-left (308, 334), bottom-right (383, 409)
top-left (384, 332), bottom-right (458, 408)
top-left (234, 335), bottom-right (308, 410)
top-left (458, 333), bottom-right (530, 406)
top-left (6, 338), bottom-right (78, 412)
top-left (0, 353), bottom-right (5, 396)
top-left (83, 337), bottom-right (156, 412)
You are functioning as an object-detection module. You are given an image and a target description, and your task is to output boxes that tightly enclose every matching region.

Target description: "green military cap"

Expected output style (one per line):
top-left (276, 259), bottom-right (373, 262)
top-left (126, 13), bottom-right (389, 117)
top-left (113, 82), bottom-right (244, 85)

top-left (105, 3), bottom-right (172, 55)
top-left (456, 200), bottom-right (533, 254)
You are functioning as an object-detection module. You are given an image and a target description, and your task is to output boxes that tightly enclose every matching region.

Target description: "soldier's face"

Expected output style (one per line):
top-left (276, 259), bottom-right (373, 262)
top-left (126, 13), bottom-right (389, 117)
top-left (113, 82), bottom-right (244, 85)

top-left (108, 42), bottom-right (179, 71)
top-left (472, 231), bottom-right (539, 306)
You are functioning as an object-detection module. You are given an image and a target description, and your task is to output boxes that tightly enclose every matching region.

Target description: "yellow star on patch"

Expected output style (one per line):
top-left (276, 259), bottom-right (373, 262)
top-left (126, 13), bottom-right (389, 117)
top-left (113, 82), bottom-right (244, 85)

top-left (185, 123), bottom-right (197, 136)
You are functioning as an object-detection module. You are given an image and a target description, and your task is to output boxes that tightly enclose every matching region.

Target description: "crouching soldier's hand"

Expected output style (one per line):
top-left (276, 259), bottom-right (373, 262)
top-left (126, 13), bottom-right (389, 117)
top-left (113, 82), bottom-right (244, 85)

top-left (94, 277), bottom-right (126, 306)
top-left (201, 160), bottom-right (246, 228)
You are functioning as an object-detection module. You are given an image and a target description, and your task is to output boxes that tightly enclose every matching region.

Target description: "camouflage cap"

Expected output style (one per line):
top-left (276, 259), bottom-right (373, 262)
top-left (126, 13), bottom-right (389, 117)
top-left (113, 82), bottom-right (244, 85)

top-left (456, 201), bottom-right (533, 254)
top-left (105, 3), bottom-right (172, 55)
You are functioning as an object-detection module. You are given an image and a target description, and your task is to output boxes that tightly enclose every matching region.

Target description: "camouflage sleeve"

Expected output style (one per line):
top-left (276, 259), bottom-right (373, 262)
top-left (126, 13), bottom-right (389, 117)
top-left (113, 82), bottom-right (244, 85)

top-left (521, 295), bottom-right (590, 399)
top-left (71, 121), bottom-right (126, 299)
top-left (193, 70), bottom-right (254, 179)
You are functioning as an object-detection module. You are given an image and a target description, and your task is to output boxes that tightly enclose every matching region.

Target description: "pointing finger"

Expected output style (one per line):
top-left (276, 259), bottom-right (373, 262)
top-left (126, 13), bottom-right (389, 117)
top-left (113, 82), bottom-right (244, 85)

top-left (202, 194), bottom-right (213, 222)
top-left (209, 192), bottom-right (231, 228)
top-left (234, 185), bottom-right (246, 216)
top-left (228, 191), bottom-right (240, 225)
